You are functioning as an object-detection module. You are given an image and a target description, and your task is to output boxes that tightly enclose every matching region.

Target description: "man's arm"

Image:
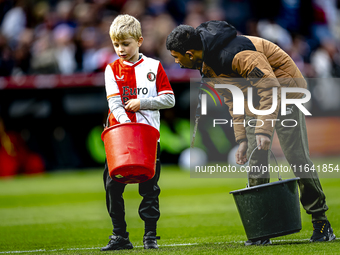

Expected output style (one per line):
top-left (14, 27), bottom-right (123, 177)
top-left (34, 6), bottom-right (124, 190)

top-left (232, 50), bottom-right (281, 141)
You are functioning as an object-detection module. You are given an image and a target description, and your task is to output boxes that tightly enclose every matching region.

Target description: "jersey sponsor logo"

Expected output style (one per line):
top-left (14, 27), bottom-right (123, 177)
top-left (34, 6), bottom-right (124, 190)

top-left (122, 86), bottom-right (149, 103)
top-left (147, 72), bottom-right (156, 81)
top-left (116, 75), bottom-right (125, 81)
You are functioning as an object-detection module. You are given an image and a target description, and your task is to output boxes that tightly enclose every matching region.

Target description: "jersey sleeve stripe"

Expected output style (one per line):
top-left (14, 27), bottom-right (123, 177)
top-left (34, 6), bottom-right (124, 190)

top-left (107, 93), bottom-right (120, 99)
top-left (158, 90), bottom-right (174, 96)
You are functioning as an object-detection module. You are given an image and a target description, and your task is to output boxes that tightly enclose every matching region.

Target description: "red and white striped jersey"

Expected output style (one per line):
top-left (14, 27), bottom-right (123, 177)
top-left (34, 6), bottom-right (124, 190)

top-left (105, 54), bottom-right (174, 130)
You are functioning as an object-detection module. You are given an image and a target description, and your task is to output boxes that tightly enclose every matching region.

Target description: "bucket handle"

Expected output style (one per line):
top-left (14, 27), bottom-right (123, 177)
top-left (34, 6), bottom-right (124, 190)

top-left (190, 116), bottom-right (200, 148)
top-left (246, 145), bottom-right (282, 188)
top-left (105, 109), bottom-right (152, 128)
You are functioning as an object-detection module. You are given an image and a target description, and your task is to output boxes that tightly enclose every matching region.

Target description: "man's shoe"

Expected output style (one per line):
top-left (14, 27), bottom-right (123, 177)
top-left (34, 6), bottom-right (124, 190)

top-left (101, 233), bottom-right (133, 251)
top-left (244, 239), bottom-right (272, 246)
top-left (310, 220), bottom-right (336, 242)
top-left (143, 231), bottom-right (160, 249)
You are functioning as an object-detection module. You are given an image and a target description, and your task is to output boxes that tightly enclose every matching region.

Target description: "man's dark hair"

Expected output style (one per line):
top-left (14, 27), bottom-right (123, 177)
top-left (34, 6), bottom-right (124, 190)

top-left (166, 25), bottom-right (203, 55)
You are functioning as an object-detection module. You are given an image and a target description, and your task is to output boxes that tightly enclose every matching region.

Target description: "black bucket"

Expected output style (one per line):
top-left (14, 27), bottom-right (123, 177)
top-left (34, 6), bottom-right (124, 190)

top-left (230, 178), bottom-right (301, 241)
top-left (229, 147), bottom-right (302, 241)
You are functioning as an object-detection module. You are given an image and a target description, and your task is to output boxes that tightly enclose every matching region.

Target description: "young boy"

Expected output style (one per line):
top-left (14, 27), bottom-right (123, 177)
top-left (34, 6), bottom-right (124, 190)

top-left (101, 14), bottom-right (175, 251)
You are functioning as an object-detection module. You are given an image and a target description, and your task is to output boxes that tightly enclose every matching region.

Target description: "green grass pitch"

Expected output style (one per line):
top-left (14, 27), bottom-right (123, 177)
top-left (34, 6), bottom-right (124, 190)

top-left (0, 157), bottom-right (340, 254)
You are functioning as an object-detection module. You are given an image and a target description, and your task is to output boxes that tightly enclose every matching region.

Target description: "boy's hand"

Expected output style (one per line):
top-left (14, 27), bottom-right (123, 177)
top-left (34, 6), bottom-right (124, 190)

top-left (235, 141), bottom-right (248, 165)
top-left (256, 135), bottom-right (271, 150)
top-left (125, 99), bottom-right (140, 112)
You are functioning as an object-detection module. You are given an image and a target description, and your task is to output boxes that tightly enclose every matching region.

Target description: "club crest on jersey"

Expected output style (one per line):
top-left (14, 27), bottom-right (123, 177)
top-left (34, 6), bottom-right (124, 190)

top-left (116, 75), bottom-right (124, 81)
top-left (147, 72), bottom-right (156, 82)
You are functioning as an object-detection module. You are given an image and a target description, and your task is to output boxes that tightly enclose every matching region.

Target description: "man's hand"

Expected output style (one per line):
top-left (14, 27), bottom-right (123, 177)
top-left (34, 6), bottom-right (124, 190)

top-left (256, 135), bottom-right (271, 150)
top-left (125, 99), bottom-right (140, 112)
top-left (235, 141), bottom-right (248, 165)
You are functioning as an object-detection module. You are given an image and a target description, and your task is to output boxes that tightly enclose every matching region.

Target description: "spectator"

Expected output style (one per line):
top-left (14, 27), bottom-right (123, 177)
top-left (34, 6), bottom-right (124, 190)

top-left (53, 24), bottom-right (77, 74)
top-left (80, 26), bottom-right (101, 73)
top-left (257, 19), bottom-right (292, 51)
top-left (311, 39), bottom-right (340, 78)
top-left (1, 0), bottom-right (26, 48)
top-left (0, 33), bottom-right (14, 76)
top-left (310, 38), bottom-right (340, 112)
top-left (30, 31), bottom-right (59, 74)
top-left (311, 0), bottom-right (338, 43)
top-left (12, 29), bottom-right (33, 75)
top-left (54, 0), bottom-right (77, 29)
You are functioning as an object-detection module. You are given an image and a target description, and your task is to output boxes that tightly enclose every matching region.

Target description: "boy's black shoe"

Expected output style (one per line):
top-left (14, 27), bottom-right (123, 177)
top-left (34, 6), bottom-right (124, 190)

top-left (100, 233), bottom-right (133, 251)
top-left (143, 231), bottom-right (160, 249)
top-left (310, 220), bottom-right (336, 242)
top-left (244, 239), bottom-right (272, 246)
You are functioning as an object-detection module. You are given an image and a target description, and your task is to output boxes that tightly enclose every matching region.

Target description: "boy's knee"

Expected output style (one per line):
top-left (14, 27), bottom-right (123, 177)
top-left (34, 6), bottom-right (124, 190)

top-left (139, 182), bottom-right (160, 197)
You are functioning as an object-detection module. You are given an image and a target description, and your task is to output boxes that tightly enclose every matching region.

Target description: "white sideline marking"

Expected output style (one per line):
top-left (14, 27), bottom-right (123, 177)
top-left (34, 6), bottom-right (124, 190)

top-left (0, 239), bottom-right (312, 254)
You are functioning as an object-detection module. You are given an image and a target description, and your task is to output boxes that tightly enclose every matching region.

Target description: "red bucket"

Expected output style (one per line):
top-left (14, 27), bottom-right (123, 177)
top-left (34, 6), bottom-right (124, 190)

top-left (101, 123), bottom-right (160, 184)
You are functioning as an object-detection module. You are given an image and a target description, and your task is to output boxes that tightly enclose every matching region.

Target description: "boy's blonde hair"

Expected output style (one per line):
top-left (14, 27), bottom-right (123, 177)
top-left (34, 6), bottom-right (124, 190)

top-left (109, 14), bottom-right (142, 41)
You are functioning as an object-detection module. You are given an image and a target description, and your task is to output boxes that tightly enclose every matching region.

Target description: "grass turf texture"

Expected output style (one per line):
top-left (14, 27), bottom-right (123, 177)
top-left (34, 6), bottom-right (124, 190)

top-left (0, 157), bottom-right (340, 254)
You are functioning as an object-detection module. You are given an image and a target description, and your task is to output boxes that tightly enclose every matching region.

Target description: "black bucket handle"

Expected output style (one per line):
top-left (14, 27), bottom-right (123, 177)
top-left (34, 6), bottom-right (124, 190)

top-left (246, 145), bottom-right (282, 188)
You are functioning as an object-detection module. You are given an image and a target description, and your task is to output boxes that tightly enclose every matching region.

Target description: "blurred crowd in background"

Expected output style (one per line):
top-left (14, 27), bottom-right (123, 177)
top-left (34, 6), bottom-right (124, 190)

top-left (0, 0), bottom-right (340, 78)
top-left (1, 0), bottom-right (340, 175)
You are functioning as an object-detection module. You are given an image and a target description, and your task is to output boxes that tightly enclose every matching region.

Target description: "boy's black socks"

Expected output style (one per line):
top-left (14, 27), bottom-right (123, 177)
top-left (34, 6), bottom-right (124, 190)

top-left (144, 230), bottom-right (156, 236)
top-left (113, 230), bottom-right (129, 238)
top-left (145, 221), bottom-right (157, 234)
